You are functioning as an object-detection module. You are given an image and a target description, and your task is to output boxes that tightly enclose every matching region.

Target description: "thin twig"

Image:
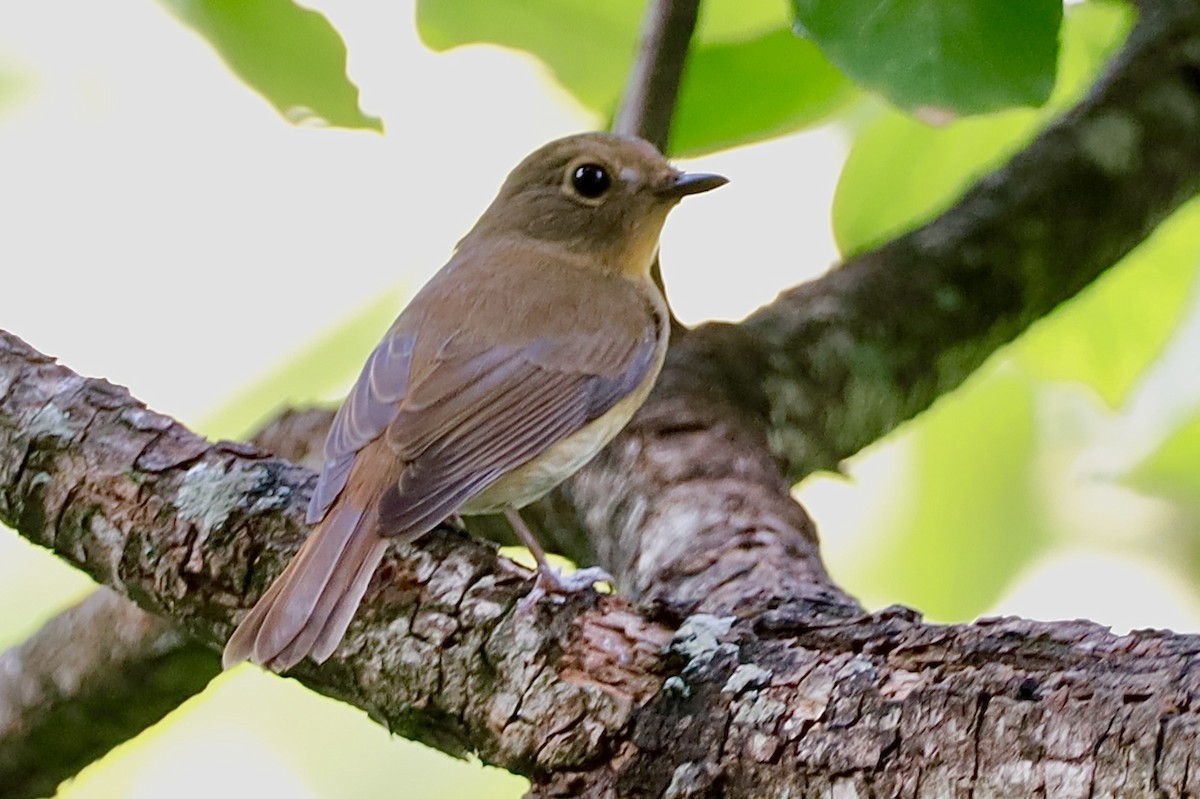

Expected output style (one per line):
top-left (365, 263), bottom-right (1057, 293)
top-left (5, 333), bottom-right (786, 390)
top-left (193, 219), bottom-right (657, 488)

top-left (613, 0), bottom-right (702, 152)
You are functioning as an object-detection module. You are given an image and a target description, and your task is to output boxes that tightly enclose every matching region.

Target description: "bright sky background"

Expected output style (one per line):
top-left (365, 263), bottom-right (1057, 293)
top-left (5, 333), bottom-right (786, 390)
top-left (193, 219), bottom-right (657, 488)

top-left (1, 1), bottom-right (1198, 797)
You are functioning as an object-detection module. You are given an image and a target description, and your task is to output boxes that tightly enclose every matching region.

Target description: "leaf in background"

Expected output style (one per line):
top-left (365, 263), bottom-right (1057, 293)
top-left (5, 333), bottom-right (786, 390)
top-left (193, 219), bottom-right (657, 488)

top-left (0, 59), bottom-right (34, 117)
top-left (1124, 411), bottom-right (1200, 509)
top-left (417, 0), bottom-right (642, 113)
top-left (791, 0), bottom-right (1061, 115)
top-left (696, 0), bottom-right (792, 41)
top-left (1014, 201), bottom-right (1200, 407)
top-left (160, 0), bottom-right (381, 131)
top-left (672, 29), bottom-right (855, 156)
top-left (1069, 261), bottom-right (1200, 499)
top-left (833, 108), bottom-right (1039, 254)
top-left (832, 1), bottom-right (1131, 256)
top-left (199, 287), bottom-right (405, 441)
top-left (416, 0), bottom-right (853, 154)
top-left (851, 368), bottom-right (1050, 621)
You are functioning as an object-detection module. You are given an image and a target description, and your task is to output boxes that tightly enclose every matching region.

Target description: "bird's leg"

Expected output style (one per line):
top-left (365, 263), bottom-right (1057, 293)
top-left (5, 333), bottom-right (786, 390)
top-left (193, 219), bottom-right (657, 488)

top-left (503, 508), bottom-right (612, 609)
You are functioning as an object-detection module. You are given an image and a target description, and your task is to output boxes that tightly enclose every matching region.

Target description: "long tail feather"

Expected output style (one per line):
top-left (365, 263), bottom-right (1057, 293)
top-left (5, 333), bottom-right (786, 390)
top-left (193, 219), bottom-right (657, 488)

top-left (222, 501), bottom-right (382, 671)
top-left (309, 538), bottom-right (389, 663)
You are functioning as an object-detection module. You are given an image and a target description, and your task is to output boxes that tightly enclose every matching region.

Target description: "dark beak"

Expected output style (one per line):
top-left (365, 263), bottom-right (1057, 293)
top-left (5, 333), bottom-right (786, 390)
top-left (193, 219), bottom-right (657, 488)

top-left (662, 171), bottom-right (728, 199)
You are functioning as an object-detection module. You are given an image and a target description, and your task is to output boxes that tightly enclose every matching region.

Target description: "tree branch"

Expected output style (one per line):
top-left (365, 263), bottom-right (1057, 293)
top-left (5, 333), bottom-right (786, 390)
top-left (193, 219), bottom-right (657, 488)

top-left (1, 350), bottom-right (1198, 796)
top-left (0, 588), bottom-right (218, 798)
top-left (612, 0), bottom-right (702, 152)
top-left (612, 0), bottom-right (704, 322)
top-left (0, 329), bottom-right (674, 775)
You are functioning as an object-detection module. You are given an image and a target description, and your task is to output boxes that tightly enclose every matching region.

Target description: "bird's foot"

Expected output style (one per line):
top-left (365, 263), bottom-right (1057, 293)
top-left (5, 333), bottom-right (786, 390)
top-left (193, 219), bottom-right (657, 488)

top-left (517, 565), bottom-right (613, 613)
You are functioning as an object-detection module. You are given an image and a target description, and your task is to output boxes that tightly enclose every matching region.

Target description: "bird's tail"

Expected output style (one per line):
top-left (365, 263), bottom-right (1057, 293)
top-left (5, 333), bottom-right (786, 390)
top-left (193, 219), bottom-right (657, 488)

top-left (222, 501), bottom-right (389, 672)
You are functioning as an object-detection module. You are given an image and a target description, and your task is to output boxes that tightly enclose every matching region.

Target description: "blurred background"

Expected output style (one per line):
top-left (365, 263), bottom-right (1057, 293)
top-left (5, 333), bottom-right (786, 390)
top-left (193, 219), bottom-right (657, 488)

top-left (2, 0), bottom-right (1199, 796)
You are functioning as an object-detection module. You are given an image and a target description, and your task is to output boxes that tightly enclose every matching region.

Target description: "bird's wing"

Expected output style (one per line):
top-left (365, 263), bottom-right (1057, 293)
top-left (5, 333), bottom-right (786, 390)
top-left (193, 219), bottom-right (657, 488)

top-left (306, 329), bottom-right (414, 524)
top-left (375, 315), bottom-right (662, 535)
top-left (306, 249), bottom-right (664, 535)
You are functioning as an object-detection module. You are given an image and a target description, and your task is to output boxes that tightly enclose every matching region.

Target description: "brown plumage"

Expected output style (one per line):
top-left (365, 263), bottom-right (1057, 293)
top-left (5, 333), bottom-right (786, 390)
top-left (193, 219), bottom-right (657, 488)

top-left (222, 132), bottom-right (726, 671)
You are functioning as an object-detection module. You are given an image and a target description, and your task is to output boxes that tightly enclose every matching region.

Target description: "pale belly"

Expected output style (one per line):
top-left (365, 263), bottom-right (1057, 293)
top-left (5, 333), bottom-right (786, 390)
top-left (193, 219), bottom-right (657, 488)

top-left (459, 370), bottom-right (657, 514)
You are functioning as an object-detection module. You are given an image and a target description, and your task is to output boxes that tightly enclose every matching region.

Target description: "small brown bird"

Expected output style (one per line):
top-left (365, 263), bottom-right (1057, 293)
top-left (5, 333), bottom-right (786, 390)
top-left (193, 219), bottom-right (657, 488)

top-left (222, 132), bottom-right (726, 671)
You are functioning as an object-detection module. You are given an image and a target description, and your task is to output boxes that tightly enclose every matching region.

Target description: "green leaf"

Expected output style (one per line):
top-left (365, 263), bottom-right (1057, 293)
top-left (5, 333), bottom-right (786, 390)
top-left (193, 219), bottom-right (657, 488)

top-left (0, 60), bottom-right (34, 118)
top-left (159, 0), bottom-right (381, 131)
top-left (851, 368), bottom-right (1051, 621)
top-left (198, 287), bottom-right (406, 441)
top-left (832, 1), bottom-right (1132, 255)
top-left (791, 0), bottom-right (1062, 115)
top-left (417, 0), bottom-right (642, 113)
top-left (1014, 201), bottom-right (1200, 407)
top-left (417, 0), bottom-right (854, 154)
top-left (833, 108), bottom-right (1039, 255)
top-left (1124, 410), bottom-right (1200, 509)
top-left (697, 0), bottom-right (794, 41)
top-left (672, 29), bottom-right (856, 156)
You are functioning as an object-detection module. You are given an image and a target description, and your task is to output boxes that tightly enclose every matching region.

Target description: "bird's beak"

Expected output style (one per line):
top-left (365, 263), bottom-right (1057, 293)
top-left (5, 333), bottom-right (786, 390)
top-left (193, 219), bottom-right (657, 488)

top-left (660, 171), bottom-right (729, 199)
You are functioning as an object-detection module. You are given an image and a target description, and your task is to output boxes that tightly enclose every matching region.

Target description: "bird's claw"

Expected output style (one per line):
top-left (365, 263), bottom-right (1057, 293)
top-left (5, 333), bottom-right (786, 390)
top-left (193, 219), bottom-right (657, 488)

top-left (517, 566), bottom-right (613, 613)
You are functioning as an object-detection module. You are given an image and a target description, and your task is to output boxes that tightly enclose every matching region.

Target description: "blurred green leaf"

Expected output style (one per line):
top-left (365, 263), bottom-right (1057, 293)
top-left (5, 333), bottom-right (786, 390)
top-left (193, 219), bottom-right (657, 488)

top-left (855, 368), bottom-right (1050, 621)
top-left (832, 0), bottom-right (1131, 256)
top-left (833, 108), bottom-right (1039, 255)
top-left (1014, 201), bottom-right (1200, 406)
top-left (791, 0), bottom-right (1061, 115)
top-left (1124, 410), bottom-right (1200, 508)
top-left (672, 29), bottom-right (855, 155)
top-left (417, 0), bottom-right (853, 154)
top-left (0, 62), bottom-right (34, 117)
top-left (160, 0), bottom-right (381, 131)
top-left (199, 287), bottom-right (405, 441)
top-left (696, 0), bottom-right (792, 41)
top-left (417, 0), bottom-right (641, 113)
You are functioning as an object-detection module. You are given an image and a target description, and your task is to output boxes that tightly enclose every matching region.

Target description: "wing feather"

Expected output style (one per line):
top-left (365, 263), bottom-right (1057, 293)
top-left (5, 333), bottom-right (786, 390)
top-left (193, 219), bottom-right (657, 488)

top-left (306, 331), bottom-right (415, 524)
top-left (375, 334), bottom-right (654, 533)
top-left (306, 259), bottom-right (664, 538)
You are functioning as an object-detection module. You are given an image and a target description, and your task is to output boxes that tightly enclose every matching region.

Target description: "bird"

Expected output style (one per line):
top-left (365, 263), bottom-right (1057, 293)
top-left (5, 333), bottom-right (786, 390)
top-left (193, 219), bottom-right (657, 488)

top-left (222, 132), bottom-right (727, 672)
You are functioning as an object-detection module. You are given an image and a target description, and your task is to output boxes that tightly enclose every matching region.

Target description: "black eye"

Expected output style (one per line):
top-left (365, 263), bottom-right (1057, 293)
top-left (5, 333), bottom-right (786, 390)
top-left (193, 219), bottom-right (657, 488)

top-left (571, 163), bottom-right (611, 199)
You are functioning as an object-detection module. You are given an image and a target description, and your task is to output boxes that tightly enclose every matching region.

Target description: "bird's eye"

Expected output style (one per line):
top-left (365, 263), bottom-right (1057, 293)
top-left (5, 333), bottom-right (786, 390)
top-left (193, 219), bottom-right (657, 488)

top-left (570, 163), bottom-right (611, 199)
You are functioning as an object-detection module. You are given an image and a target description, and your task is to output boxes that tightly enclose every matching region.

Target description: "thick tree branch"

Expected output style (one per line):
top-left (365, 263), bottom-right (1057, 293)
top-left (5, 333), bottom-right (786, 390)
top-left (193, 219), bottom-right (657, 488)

top-left (4, 331), bottom-right (1200, 799)
top-left (0, 328), bottom-right (674, 779)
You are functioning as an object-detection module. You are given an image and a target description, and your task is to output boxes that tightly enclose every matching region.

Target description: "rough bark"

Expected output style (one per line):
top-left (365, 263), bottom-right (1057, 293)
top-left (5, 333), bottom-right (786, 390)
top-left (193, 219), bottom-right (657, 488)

top-left (2, 1), bottom-right (1200, 797)
top-left (5, 331), bottom-right (1200, 799)
top-left (0, 409), bottom-right (333, 799)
